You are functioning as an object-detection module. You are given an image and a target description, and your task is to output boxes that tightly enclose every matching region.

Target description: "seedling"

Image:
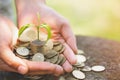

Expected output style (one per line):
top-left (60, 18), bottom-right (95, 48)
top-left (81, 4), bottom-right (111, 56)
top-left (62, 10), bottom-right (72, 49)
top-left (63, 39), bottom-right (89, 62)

top-left (18, 13), bottom-right (51, 42)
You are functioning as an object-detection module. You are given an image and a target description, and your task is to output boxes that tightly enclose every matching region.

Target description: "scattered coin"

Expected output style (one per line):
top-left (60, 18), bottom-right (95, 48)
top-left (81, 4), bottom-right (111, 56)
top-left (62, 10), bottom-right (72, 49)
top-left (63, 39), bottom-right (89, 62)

top-left (91, 65), bottom-right (105, 72)
top-left (75, 55), bottom-right (86, 65)
top-left (66, 76), bottom-right (78, 80)
top-left (16, 47), bottom-right (30, 56)
top-left (58, 76), bottom-right (66, 80)
top-left (77, 49), bottom-right (84, 54)
top-left (82, 66), bottom-right (92, 72)
top-left (72, 70), bottom-right (85, 79)
top-left (74, 62), bottom-right (85, 68)
top-left (32, 53), bottom-right (45, 62)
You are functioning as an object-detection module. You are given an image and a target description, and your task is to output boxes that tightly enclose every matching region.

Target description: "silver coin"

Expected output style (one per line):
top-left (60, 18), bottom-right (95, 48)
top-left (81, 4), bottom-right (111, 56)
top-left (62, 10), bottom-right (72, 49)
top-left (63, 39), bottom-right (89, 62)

top-left (75, 55), bottom-right (86, 65)
top-left (59, 46), bottom-right (65, 53)
top-left (82, 66), bottom-right (92, 72)
top-left (16, 47), bottom-right (30, 56)
top-left (77, 49), bottom-right (84, 54)
top-left (72, 70), bottom-right (85, 79)
top-left (58, 76), bottom-right (66, 80)
top-left (53, 44), bottom-right (63, 52)
top-left (15, 53), bottom-right (28, 59)
top-left (45, 50), bottom-right (58, 58)
top-left (53, 41), bottom-right (61, 46)
top-left (45, 39), bottom-right (53, 50)
top-left (74, 62), bottom-right (85, 68)
top-left (56, 55), bottom-right (63, 64)
top-left (91, 65), bottom-right (105, 72)
top-left (59, 56), bottom-right (66, 65)
top-left (46, 55), bottom-right (59, 64)
top-left (66, 76), bottom-right (78, 80)
top-left (32, 53), bottom-right (45, 62)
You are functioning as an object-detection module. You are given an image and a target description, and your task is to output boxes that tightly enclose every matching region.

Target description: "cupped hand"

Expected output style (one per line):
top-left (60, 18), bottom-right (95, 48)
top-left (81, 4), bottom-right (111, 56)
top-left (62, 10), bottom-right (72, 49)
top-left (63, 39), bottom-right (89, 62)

top-left (0, 16), bottom-right (63, 76)
top-left (16, 0), bottom-right (78, 72)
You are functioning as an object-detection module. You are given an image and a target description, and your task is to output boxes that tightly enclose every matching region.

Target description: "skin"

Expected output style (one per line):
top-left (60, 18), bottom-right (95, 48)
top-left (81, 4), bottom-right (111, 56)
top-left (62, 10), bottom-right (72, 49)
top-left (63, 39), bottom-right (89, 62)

top-left (15, 0), bottom-right (78, 74)
top-left (0, 0), bottom-right (78, 76)
top-left (0, 16), bottom-right (63, 76)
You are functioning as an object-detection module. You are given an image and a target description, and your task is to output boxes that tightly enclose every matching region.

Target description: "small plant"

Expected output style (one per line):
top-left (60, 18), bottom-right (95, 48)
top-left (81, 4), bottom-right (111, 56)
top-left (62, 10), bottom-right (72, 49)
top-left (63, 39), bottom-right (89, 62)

top-left (18, 13), bottom-right (51, 42)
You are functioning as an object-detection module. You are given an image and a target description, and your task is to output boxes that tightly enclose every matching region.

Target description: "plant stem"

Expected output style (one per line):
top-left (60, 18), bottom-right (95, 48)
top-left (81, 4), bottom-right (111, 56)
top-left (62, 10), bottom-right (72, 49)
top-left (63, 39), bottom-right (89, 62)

top-left (37, 12), bottom-right (40, 40)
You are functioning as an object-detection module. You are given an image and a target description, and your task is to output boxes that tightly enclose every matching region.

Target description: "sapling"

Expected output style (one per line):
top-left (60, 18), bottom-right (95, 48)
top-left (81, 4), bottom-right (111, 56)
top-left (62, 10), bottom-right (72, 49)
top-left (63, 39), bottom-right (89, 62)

top-left (18, 13), bottom-right (51, 42)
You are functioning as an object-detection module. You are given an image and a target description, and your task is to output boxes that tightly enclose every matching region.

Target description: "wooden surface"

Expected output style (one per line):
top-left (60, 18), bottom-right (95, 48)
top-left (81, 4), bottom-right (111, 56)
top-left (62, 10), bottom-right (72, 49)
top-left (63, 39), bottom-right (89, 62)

top-left (0, 35), bottom-right (120, 80)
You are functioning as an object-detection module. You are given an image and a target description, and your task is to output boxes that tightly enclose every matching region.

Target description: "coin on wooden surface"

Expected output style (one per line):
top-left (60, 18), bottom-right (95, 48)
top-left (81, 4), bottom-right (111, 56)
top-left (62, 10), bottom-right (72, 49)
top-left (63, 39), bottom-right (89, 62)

top-left (66, 76), bottom-right (78, 80)
top-left (72, 70), bottom-right (85, 79)
top-left (77, 49), bottom-right (84, 54)
top-left (19, 28), bottom-right (37, 42)
top-left (74, 62), bottom-right (85, 68)
top-left (16, 47), bottom-right (30, 56)
top-left (58, 76), bottom-right (66, 80)
top-left (75, 55), bottom-right (86, 65)
top-left (45, 39), bottom-right (53, 50)
top-left (32, 53), bottom-right (45, 62)
top-left (82, 66), bottom-right (92, 72)
top-left (91, 65), bottom-right (105, 72)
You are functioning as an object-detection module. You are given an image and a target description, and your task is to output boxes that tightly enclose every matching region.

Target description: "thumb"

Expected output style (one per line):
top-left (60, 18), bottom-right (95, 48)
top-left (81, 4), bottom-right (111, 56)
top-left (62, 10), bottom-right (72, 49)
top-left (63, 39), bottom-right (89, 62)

top-left (0, 46), bottom-right (28, 74)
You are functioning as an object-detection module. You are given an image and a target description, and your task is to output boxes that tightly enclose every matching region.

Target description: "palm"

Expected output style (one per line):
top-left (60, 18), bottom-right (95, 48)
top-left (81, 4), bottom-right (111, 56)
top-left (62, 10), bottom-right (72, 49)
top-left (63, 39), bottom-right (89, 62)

top-left (17, 4), bottom-right (77, 72)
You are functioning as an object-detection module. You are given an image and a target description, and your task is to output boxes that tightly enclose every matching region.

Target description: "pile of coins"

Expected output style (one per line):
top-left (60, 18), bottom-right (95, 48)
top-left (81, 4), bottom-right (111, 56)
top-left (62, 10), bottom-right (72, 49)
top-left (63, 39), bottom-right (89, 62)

top-left (14, 40), bottom-right (66, 65)
top-left (58, 49), bottom-right (106, 80)
top-left (13, 39), bottom-right (66, 79)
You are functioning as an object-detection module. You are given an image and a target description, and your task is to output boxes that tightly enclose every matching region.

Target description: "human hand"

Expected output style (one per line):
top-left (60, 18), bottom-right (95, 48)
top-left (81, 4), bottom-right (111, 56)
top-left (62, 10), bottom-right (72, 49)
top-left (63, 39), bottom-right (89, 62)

top-left (0, 16), bottom-right (63, 76)
top-left (16, 0), bottom-right (78, 73)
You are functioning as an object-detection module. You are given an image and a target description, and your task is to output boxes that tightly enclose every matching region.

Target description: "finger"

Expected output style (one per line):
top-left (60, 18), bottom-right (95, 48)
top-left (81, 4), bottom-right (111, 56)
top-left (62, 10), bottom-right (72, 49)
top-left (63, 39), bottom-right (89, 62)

top-left (0, 46), bottom-right (28, 74)
top-left (63, 43), bottom-right (77, 65)
top-left (61, 22), bottom-right (78, 53)
top-left (0, 59), bottom-right (16, 72)
top-left (62, 60), bottom-right (73, 73)
top-left (25, 60), bottom-right (64, 76)
top-left (17, 13), bottom-right (35, 28)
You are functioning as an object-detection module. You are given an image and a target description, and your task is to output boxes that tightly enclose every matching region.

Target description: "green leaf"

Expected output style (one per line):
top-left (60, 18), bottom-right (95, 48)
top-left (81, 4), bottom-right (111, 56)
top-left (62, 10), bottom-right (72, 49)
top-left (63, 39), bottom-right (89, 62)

top-left (40, 24), bottom-right (52, 41)
top-left (18, 24), bottom-right (32, 37)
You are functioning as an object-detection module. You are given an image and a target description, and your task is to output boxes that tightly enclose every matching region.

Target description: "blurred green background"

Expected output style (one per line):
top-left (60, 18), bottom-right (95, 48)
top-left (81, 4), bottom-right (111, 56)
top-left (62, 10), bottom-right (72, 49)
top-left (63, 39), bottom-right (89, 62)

top-left (46, 0), bottom-right (120, 41)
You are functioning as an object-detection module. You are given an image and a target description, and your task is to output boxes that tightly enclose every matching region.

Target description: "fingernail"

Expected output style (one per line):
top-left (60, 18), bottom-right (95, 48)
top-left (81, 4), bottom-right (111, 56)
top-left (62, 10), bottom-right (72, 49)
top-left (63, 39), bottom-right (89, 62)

top-left (18, 65), bottom-right (27, 74)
